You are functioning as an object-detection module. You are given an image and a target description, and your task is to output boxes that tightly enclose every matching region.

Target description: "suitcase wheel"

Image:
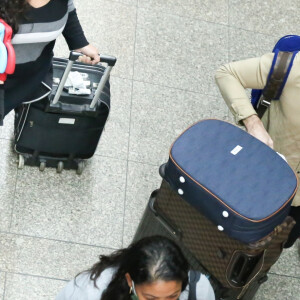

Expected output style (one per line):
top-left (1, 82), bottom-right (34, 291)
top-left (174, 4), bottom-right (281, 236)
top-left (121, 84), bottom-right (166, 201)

top-left (39, 161), bottom-right (46, 172)
top-left (17, 154), bottom-right (25, 169)
top-left (57, 161), bottom-right (64, 174)
top-left (76, 161), bottom-right (85, 175)
top-left (159, 163), bottom-right (166, 178)
top-left (258, 275), bottom-right (268, 284)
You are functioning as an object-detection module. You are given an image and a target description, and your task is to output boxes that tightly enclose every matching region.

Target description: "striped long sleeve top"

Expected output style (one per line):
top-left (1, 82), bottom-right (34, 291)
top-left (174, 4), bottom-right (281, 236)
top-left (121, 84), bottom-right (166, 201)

top-left (3, 0), bottom-right (89, 114)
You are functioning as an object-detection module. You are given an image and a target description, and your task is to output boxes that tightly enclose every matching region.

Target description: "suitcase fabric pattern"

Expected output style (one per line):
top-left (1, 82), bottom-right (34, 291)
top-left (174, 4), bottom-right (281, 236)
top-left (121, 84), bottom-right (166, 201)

top-left (164, 119), bottom-right (298, 243)
top-left (14, 52), bottom-right (116, 174)
top-left (134, 180), bottom-right (295, 300)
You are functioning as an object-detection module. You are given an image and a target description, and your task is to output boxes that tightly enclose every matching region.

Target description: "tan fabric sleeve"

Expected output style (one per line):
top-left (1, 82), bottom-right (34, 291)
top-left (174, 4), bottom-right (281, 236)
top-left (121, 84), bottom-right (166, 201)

top-left (215, 53), bottom-right (274, 124)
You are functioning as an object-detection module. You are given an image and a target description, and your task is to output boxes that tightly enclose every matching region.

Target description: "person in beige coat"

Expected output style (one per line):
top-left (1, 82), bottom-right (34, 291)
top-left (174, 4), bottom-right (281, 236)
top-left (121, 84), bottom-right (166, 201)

top-left (215, 52), bottom-right (300, 250)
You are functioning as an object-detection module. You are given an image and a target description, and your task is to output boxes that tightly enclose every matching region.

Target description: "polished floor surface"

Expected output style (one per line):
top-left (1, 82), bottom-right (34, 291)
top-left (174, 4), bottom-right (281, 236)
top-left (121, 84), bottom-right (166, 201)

top-left (0, 0), bottom-right (299, 299)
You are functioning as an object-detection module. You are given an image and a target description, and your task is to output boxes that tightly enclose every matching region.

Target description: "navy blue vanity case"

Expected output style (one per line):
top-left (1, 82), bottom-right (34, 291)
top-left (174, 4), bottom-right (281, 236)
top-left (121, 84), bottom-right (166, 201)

top-left (164, 119), bottom-right (298, 243)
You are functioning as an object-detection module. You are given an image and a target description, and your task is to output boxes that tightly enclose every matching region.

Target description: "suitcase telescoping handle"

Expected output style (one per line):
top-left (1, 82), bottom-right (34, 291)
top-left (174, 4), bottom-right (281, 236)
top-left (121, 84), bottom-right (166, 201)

top-left (52, 51), bottom-right (117, 108)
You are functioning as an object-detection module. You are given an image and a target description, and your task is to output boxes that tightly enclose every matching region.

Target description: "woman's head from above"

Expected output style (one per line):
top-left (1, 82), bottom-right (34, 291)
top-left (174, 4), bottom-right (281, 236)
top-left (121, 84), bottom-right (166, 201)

top-left (95, 236), bottom-right (189, 300)
top-left (123, 236), bottom-right (189, 300)
top-left (127, 278), bottom-right (183, 300)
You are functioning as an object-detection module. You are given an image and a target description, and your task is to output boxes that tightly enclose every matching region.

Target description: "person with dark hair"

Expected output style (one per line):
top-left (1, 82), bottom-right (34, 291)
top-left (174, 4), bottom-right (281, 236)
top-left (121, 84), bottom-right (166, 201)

top-left (0, 0), bottom-right (99, 117)
top-left (56, 236), bottom-right (215, 300)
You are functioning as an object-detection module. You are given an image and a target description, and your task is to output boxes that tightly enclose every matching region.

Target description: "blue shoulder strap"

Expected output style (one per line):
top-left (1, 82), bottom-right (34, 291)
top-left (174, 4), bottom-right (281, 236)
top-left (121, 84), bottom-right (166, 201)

top-left (274, 50), bottom-right (297, 99)
top-left (255, 50), bottom-right (296, 118)
top-left (251, 35), bottom-right (300, 112)
top-left (251, 51), bottom-right (280, 109)
top-left (262, 50), bottom-right (296, 101)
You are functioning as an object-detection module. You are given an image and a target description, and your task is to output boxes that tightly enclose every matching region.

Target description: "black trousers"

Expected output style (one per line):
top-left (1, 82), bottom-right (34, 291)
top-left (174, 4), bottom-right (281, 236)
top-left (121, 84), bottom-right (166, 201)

top-left (284, 206), bottom-right (300, 248)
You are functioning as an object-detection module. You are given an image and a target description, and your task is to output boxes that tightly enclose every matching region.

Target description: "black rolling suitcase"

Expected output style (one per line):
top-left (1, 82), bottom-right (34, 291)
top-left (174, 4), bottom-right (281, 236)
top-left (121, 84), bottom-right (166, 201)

top-left (134, 120), bottom-right (298, 300)
top-left (14, 52), bottom-right (116, 174)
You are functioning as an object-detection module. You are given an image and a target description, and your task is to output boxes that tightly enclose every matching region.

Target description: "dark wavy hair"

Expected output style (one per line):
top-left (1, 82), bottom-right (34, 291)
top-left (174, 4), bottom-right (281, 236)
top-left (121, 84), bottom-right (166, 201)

top-left (80, 236), bottom-right (190, 300)
top-left (0, 0), bottom-right (28, 33)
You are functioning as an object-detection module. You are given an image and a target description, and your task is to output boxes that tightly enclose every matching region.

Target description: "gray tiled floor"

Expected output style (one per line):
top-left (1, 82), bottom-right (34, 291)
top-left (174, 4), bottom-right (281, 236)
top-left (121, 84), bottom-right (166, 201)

top-left (228, 0), bottom-right (300, 36)
top-left (138, 0), bottom-right (228, 24)
top-left (0, 140), bottom-right (18, 232)
top-left (0, 0), bottom-right (299, 299)
top-left (0, 272), bottom-right (5, 299)
top-left (4, 274), bottom-right (65, 300)
top-left (134, 8), bottom-right (228, 96)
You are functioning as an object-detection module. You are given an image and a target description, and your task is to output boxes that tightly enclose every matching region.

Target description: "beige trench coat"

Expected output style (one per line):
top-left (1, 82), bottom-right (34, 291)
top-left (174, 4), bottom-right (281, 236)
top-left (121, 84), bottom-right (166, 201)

top-left (215, 52), bottom-right (300, 206)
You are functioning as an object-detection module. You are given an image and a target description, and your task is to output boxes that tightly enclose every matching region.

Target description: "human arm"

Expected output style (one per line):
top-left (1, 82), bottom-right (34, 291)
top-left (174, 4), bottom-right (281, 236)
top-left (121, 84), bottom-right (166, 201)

top-left (243, 114), bottom-right (273, 148)
top-left (62, 0), bottom-right (100, 65)
top-left (75, 44), bottom-right (100, 65)
top-left (215, 53), bottom-right (274, 148)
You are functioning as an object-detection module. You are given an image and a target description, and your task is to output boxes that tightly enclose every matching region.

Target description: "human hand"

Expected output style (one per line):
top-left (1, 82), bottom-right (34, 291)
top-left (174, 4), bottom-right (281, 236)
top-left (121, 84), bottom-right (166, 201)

top-left (243, 114), bottom-right (274, 149)
top-left (75, 44), bottom-right (100, 65)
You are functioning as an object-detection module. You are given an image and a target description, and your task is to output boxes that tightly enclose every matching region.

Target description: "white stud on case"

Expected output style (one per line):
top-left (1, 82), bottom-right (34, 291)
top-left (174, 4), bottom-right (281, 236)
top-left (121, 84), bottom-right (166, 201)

top-left (218, 225), bottom-right (224, 231)
top-left (179, 176), bottom-right (185, 183)
top-left (222, 211), bottom-right (229, 218)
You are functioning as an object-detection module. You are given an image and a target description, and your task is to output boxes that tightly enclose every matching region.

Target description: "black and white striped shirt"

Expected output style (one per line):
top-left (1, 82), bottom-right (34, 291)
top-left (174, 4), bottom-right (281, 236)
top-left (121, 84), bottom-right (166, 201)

top-left (3, 0), bottom-right (88, 113)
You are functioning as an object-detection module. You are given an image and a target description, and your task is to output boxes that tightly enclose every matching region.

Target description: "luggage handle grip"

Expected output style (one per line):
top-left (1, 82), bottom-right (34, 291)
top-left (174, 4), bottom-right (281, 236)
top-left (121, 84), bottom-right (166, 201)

top-left (226, 251), bottom-right (263, 288)
top-left (52, 51), bottom-right (117, 108)
top-left (69, 51), bottom-right (117, 67)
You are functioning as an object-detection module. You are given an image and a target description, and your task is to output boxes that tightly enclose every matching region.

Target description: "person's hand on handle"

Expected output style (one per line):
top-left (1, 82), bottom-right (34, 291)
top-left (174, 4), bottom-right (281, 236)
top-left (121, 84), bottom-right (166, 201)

top-left (243, 114), bottom-right (274, 149)
top-left (75, 44), bottom-right (100, 65)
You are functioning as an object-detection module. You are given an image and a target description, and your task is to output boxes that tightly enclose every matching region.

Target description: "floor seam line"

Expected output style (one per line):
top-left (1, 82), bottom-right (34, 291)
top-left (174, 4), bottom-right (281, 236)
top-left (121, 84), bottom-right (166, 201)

top-left (0, 270), bottom-right (69, 283)
top-left (121, 0), bottom-right (139, 247)
top-left (2, 273), bottom-right (7, 300)
top-left (0, 230), bottom-right (119, 250)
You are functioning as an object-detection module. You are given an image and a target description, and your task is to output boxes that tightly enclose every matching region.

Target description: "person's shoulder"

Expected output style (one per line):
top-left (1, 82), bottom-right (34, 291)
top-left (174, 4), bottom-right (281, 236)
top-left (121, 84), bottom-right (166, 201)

top-left (55, 267), bottom-right (118, 300)
top-left (260, 52), bottom-right (275, 61)
top-left (292, 51), bottom-right (300, 64)
top-left (98, 266), bottom-right (118, 281)
top-left (179, 271), bottom-right (215, 300)
top-left (93, 266), bottom-right (118, 289)
top-left (75, 266), bottom-right (117, 290)
top-left (196, 274), bottom-right (215, 300)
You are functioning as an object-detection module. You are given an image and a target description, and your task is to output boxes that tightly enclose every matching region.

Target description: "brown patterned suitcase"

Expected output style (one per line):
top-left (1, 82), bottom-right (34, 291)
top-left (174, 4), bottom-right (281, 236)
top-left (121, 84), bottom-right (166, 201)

top-left (133, 178), bottom-right (295, 300)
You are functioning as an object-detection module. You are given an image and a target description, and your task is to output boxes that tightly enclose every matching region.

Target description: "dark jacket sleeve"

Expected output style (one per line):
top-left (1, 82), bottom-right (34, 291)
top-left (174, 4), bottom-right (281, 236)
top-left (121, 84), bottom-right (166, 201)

top-left (63, 8), bottom-right (89, 50)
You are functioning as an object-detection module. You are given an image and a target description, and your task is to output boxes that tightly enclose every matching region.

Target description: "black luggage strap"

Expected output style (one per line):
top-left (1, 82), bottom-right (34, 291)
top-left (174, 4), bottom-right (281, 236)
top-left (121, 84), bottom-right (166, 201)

top-left (256, 51), bottom-right (294, 119)
top-left (188, 270), bottom-right (201, 300)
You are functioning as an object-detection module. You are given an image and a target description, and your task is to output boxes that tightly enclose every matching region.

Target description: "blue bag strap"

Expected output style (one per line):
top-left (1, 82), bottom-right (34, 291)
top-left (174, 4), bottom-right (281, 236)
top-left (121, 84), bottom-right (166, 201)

top-left (252, 35), bottom-right (300, 117)
top-left (252, 50), bottom-right (279, 110)
top-left (256, 50), bottom-right (295, 118)
top-left (265, 49), bottom-right (280, 87)
top-left (252, 50), bottom-right (279, 112)
top-left (273, 35), bottom-right (300, 52)
top-left (251, 49), bottom-right (281, 107)
top-left (274, 50), bottom-right (298, 99)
